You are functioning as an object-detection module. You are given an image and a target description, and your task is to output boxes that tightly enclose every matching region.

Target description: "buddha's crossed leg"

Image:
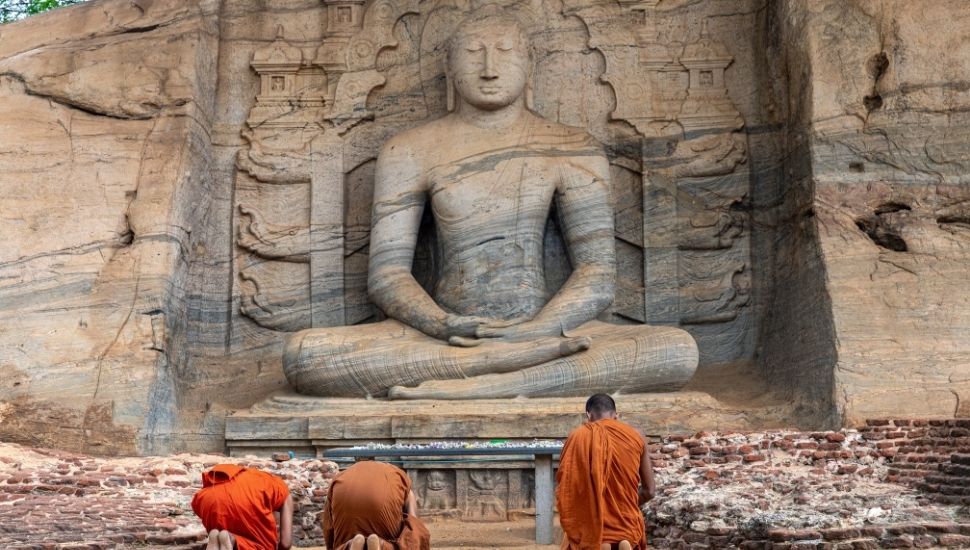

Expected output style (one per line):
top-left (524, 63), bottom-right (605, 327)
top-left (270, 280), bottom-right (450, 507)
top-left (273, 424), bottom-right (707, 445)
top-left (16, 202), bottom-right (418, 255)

top-left (386, 322), bottom-right (698, 399)
top-left (283, 319), bottom-right (592, 398)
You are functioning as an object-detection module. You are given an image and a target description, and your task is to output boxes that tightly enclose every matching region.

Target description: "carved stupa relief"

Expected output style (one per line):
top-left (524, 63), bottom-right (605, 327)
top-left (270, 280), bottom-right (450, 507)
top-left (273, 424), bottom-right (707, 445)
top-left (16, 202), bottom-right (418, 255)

top-left (232, 0), bottom-right (753, 366)
top-left (566, 1), bottom-right (751, 356)
top-left (235, 1), bottom-right (415, 333)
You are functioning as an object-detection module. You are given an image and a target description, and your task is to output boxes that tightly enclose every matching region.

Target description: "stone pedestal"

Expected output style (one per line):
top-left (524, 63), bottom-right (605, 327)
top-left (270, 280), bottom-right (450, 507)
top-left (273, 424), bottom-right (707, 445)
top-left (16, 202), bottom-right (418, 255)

top-left (226, 391), bottom-right (790, 520)
top-left (226, 391), bottom-right (791, 454)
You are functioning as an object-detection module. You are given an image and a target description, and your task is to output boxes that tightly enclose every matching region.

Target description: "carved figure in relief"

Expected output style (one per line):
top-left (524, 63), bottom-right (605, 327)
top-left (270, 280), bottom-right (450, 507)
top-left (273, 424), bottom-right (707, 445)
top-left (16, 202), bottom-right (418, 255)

top-left (282, 7), bottom-right (699, 399)
top-left (467, 471), bottom-right (506, 520)
top-left (420, 471), bottom-right (455, 509)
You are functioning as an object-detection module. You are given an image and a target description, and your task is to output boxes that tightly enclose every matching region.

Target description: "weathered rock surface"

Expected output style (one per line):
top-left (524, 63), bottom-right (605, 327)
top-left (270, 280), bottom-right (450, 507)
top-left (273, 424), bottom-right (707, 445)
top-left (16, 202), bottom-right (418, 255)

top-left (0, 0), bottom-right (224, 454)
top-left (761, 0), bottom-right (970, 424)
top-left (0, 0), bottom-right (967, 453)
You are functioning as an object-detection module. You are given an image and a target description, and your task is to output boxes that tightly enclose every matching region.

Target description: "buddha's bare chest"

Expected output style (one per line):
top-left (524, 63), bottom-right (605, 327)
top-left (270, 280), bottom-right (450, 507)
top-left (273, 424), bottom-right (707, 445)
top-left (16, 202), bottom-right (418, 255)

top-left (427, 155), bottom-right (558, 225)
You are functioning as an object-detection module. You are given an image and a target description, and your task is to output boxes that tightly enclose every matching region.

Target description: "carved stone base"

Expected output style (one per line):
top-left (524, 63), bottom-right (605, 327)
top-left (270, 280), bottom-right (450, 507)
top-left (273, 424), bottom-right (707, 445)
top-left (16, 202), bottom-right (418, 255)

top-left (226, 390), bottom-right (792, 454)
top-left (226, 391), bottom-right (792, 521)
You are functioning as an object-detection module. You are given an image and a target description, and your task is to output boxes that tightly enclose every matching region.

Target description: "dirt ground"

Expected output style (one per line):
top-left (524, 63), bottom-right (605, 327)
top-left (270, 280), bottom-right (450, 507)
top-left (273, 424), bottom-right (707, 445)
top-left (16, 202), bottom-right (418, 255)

top-left (300, 517), bottom-right (561, 549)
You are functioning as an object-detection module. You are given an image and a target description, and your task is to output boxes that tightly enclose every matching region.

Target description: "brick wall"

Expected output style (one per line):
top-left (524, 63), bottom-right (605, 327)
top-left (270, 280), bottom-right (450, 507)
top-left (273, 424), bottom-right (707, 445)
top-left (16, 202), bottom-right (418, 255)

top-left (0, 445), bottom-right (336, 549)
top-left (860, 419), bottom-right (970, 487)
top-left (645, 420), bottom-right (970, 549)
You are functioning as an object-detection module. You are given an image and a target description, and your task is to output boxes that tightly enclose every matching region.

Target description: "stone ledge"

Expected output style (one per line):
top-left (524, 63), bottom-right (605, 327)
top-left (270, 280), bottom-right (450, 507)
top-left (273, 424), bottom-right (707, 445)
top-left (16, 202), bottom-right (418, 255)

top-left (226, 391), bottom-right (794, 457)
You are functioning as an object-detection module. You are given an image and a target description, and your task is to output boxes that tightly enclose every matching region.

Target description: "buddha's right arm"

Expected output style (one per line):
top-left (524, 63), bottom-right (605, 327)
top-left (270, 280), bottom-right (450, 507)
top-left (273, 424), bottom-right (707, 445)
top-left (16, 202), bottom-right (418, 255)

top-left (367, 139), bottom-right (469, 341)
top-left (367, 266), bottom-right (453, 340)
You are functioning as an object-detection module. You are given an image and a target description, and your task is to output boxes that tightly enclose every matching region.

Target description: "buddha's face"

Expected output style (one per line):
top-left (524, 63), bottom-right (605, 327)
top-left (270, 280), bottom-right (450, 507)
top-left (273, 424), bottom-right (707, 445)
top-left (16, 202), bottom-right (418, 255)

top-left (448, 20), bottom-right (530, 111)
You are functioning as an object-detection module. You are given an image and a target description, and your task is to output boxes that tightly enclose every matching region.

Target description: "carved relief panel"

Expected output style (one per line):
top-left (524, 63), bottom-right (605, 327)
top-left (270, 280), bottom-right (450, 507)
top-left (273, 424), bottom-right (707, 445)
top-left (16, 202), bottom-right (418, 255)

top-left (232, 0), bottom-right (754, 366)
top-left (411, 467), bottom-right (536, 521)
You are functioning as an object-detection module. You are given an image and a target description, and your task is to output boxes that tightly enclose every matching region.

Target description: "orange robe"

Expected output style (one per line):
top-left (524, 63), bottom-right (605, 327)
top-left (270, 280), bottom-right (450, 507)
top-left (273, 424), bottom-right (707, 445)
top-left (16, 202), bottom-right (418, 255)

top-left (191, 464), bottom-right (290, 550)
top-left (556, 419), bottom-right (646, 550)
top-left (323, 461), bottom-right (430, 550)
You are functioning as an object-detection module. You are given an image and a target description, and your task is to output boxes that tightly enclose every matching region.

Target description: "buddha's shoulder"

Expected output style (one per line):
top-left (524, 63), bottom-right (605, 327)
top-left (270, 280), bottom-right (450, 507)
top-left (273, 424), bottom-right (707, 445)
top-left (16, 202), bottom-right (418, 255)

top-left (381, 115), bottom-right (454, 153)
top-left (526, 113), bottom-right (602, 149)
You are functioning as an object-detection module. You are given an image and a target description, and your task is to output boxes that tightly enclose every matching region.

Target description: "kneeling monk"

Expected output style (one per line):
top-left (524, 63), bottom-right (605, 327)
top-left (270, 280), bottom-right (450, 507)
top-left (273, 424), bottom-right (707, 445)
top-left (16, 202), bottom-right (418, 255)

top-left (191, 464), bottom-right (293, 550)
top-left (323, 460), bottom-right (430, 550)
top-left (556, 394), bottom-right (656, 550)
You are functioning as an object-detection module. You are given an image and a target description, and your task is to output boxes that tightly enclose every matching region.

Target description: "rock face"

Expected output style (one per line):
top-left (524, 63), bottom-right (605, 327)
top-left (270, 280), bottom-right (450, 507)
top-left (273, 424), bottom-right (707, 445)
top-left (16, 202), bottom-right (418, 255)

top-left (760, 0), bottom-right (970, 425)
top-left (0, 0), bottom-right (967, 454)
top-left (0, 1), bottom-right (221, 454)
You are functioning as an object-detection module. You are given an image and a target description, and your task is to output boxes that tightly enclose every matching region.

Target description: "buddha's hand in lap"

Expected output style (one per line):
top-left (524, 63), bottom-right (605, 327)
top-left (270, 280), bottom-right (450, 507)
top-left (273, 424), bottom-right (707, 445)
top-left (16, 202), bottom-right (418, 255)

top-left (441, 314), bottom-right (493, 342)
top-left (475, 318), bottom-right (562, 342)
top-left (447, 317), bottom-right (590, 357)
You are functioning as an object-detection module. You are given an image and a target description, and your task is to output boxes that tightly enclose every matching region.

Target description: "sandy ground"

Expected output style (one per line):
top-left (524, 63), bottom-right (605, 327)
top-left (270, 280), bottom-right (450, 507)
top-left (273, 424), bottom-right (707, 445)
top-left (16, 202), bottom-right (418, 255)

top-left (297, 517), bottom-right (561, 549)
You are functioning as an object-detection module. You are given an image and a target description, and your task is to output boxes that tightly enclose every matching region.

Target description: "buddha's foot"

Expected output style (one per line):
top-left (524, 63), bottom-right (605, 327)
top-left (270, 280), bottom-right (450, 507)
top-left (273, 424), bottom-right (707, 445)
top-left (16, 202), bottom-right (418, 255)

top-left (451, 335), bottom-right (591, 377)
top-left (388, 369), bottom-right (543, 400)
top-left (387, 322), bottom-right (698, 399)
top-left (387, 336), bottom-right (592, 399)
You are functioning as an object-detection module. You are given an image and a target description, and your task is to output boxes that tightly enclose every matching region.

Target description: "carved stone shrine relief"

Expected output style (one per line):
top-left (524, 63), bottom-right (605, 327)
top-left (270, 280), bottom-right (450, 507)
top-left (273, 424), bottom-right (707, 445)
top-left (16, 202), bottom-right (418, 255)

top-left (233, 0), bottom-right (752, 366)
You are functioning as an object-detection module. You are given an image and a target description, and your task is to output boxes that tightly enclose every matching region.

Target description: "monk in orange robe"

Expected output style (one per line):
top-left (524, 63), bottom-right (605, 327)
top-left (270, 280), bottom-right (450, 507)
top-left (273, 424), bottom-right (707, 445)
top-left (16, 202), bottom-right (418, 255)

top-left (323, 460), bottom-right (430, 550)
top-left (191, 464), bottom-right (294, 550)
top-left (556, 394), bottom-right (656, 550)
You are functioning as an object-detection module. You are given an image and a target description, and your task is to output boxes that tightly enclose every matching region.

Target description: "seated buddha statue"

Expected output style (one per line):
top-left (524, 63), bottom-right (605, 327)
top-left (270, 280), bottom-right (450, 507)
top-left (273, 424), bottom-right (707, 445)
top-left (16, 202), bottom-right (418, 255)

top-left (282, 7), bottom-right (698, 399)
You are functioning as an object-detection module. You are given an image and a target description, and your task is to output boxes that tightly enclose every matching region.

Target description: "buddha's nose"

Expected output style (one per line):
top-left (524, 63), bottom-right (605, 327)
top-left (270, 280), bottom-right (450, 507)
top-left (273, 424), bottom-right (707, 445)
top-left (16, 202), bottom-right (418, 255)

top-left (480, 50), bottom-right (498, 80)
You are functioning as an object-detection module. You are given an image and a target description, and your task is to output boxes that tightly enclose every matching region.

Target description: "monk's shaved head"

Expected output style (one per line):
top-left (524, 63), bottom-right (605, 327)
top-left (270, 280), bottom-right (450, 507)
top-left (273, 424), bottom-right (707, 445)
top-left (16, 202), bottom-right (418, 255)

top-left (585, 393), bottom-right (617, 421)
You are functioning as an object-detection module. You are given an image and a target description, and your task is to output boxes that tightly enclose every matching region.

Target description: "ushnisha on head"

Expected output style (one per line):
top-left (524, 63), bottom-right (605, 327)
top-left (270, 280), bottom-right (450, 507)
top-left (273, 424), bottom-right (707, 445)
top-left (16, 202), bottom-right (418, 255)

top-left (445, 6), bottom-right (533, 112)
top-left (585, 393), bottom-right (618, 422)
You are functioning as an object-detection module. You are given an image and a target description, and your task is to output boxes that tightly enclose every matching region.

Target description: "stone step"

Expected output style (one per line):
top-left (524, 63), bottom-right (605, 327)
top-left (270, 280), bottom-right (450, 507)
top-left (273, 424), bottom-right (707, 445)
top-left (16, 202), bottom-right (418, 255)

top-left (951, 453), bottom-right (970, 466)
top-left (941, 463), bottom-right (970, 477)
top-left (925, 474), bottom-right (970, 487)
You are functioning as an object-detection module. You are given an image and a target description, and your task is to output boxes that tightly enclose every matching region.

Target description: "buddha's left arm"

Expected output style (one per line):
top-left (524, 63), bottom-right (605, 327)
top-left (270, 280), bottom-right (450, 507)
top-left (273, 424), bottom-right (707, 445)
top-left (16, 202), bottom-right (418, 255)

top-left (536, 151), bottom-right (615, 330)
top-left (477, 146), bottom-right (614, 341)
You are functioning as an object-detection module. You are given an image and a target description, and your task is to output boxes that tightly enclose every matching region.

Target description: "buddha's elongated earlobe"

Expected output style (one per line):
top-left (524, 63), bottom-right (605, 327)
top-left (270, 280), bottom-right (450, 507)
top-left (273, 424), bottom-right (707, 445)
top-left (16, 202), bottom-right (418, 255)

top-left (446, 71), bottom-right (456, 112)
top-left (525, 77), bottom-right (534, 110)
top-left (525, 47), bottom-right (535, 110)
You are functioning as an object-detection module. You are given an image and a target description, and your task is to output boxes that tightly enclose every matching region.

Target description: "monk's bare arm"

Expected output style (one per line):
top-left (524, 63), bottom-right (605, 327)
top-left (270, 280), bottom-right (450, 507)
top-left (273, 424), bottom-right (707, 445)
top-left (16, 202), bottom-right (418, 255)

top-left (638, 436), bottom-right (656, 505)
top-left (406, 490), bottom-right (418, 517)
top-left (497, 150), bottom-right (615, 339)
top-left (368, 138), bottom-right (483, 341)
top-left (278, 494), bottom-right (294, 550)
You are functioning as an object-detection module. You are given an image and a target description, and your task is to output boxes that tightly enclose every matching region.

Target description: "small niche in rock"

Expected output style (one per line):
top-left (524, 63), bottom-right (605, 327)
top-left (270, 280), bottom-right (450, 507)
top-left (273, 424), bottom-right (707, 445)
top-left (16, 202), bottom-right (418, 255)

top-left (849, 162), bottom-right (865, 173)
top-left (867, 52), bottom-right (889, 81)
top-left (938, 213), bottom-right (970, 228)
top-left (863, 93), bottom-right (883, 112)
top-left (874, 202), bottom-right (912, 215)
top-left (855, 216), bottom-right (907, 252)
